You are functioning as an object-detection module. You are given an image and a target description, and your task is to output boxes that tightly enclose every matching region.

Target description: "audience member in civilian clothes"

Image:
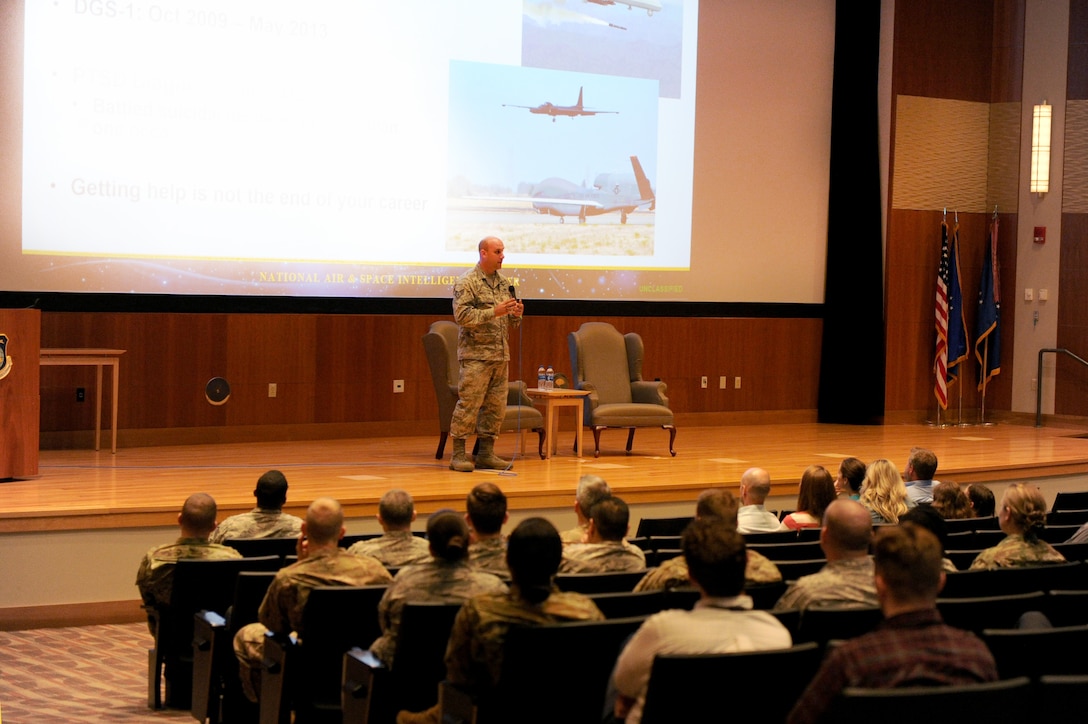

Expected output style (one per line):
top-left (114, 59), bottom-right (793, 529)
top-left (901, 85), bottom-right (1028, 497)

top-left (969, 483), bottom-right (1066, 570)
top-left (773, 499), bottom-right (878, 612)
top-left (931, 481), bottom-right (973, 520)
top-left (787, 525), bottom-right (997, 724)
top-left (347, 488), bottom-right (432, 567)
top-left (560, 495), bottom-right (647, 573)
top-left (834, 457), bottom-right (867, 501)
top-left (736, 467), bottom-right (782, 534)
top-left (899, 505), bottom-right (959, 573)
top-left (966, 483), bottom-right (996, 518)
top-left (559, 474), bottom-right (613, 544)
top-left (860, 459), bottom-right (915, 525)
top-left (902, 447), bottom-right (939, 505)
top-left (612, 520), bottom-right (792, 724)
top-left (780, 465), bottom-right (837, 530)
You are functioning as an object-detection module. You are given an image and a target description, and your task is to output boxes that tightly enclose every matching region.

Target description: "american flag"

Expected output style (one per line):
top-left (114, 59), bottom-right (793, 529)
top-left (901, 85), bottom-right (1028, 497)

top-left (934, 221), bottom-right (951, 409)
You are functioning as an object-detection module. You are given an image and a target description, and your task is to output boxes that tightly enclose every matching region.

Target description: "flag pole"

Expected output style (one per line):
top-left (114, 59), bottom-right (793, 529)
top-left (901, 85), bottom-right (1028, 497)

top-left (979, 339), bottom-right (991, 426)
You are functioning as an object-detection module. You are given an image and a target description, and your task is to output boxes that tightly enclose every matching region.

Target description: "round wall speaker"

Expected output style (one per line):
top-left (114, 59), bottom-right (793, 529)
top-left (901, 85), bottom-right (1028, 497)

top-left (205, 377), bottom-right (231, 405)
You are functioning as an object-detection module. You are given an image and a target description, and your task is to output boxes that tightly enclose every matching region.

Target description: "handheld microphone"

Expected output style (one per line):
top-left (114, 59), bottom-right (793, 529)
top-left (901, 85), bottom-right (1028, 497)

top-left (508, 284), bottom-right (517, 300)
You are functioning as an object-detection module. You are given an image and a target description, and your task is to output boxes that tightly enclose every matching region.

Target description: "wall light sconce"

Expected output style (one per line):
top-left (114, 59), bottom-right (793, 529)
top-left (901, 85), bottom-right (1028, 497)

top-left (1031, 102), bottom-right (1052, 195)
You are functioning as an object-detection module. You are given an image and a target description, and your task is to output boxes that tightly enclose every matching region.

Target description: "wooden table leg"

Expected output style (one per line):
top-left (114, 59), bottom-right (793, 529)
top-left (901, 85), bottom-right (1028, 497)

top-left (95, 363), bottom-right (103, 452)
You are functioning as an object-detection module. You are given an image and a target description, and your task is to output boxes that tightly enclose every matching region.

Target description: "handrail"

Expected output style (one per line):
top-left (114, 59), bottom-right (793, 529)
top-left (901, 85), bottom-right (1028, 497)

top-left (1036, 348), bottom-right (1088, 427)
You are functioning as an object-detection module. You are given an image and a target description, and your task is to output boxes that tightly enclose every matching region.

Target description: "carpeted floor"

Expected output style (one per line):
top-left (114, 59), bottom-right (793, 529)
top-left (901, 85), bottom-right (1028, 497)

top-left (0, 623), bottom-right (194, 723)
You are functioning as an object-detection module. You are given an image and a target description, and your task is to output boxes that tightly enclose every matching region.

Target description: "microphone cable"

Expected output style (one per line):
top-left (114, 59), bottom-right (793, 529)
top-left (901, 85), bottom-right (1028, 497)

top-left (498, 282), bottom-right (520, 478)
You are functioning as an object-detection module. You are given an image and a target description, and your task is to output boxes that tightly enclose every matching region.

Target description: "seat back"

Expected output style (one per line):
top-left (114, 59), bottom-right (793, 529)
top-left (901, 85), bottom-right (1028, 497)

top-left (1045, 589), bottom-right (1088, 626)
top-left (569, 322), bottom-right (634, 405)
top-left (1047, 508), bottom-right (1088, 526)
top-left (387, 602), bottom-right (465, 714)
top-left (588, 589), bottom-right (668, 619)
top-left (423, 321), bottom-right (461, 434)
top-left (479, 616), bottom-right (646, 724)
top-left (746, 580), bottom-right (788, 610)
top-left (555, 570), bottom-right (647, 593)
top-left (936, 590), bottom-right (1047, 631)
top-left (832, 677), bottom-right (1031, 723)
top-left (748, 540), bottom-right (825, 561)
top-left (224, 537), bottom-right (298, 563)
top-left (796, 605), bottom-right (883, 646)
top-left (634, 517), bottom-right (692, 538)
top-left (1052, 491), bottom-right (1088, 512)
top-left (941, 561), bottom-right (1086, 597)
top-left (981, 624), bottom-right (1088, 679)
top-left (774, 558), bottom-right (828, 582)
top-left (640, 643), bottom-right (822, 723)
top-left (1041, 674), bottom-right (1088, 721)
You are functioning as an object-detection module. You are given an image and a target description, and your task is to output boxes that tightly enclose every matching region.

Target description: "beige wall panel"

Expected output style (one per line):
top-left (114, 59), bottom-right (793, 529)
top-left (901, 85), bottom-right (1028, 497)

top-left (1063, 100), bottom-right (1088, 212)
top-left (988, 102), bottom-right (1022, 213)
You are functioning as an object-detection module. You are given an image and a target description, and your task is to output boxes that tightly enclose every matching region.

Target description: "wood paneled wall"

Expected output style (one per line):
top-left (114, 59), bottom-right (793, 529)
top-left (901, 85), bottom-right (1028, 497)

top-left (38, 312), bottom-right (822, 445)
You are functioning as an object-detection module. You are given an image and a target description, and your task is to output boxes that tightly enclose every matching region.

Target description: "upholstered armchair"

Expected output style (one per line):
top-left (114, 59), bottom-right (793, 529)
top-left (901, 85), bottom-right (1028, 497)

top-left (567, 322), bottom-right (676, 458)
top-left (423, 320), bottom-right (545, 460)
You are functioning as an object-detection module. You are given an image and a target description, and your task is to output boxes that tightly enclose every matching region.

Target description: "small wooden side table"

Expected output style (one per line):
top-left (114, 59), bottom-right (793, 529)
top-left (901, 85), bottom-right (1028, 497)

top-left (526, 388), bottom-right (590, 459)
top-left (40, 348), bottom-right (126, 453)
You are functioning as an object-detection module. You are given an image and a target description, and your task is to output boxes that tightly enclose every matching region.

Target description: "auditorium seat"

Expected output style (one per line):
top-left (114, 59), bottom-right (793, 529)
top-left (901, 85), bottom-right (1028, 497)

top-left (259, 584), bottom-right (387, 724)
top-left (747, 540), bottom-right (824, 561)
top-left (940, 561), bottom-right (1087, 596)
top-left (567, 321), bottom-right (677, 458)
top-left (796, 605), bottom-right (883, 647)
top-left (589, 589), bottom-right (668, 619)
top-left (341, 601), bottom-right (463, 724)
top-left (634, 516), bottom-right (692, 538)
top-left (1045, 589), bottom-right (1088, 626)
top-left (145, 555), bottom-right (281, 710)
top-left (980, 624), bottom-right (1088, 680)
top-left (555, 570), bottom-right (647, 593)
top-left (831, 677), bottom-right (1031, 723)
top-left (1051, 491), bottom-right (1088, 512)
top-left (440, 616), bottom-right (646, 724)
top-left (936, 591), bottom-right (1046, 632)
top-left (1040, 674), bottom-right (1088, 720)
top-left (774, 558), bottom-right (828, 582)
top-left (639, 643), bottom-right (822, 723)
top-left (1046, 508), bottom-right (1088, 526)
top-left (224, 537), bottom-right (298, 564)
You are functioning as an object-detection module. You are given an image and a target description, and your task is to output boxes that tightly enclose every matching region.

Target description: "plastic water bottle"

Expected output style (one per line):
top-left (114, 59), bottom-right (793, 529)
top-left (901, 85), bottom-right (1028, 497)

top-left (545, 366), bottom-right (555, 390)
top-left (537, 365), bottom-right (546, 390)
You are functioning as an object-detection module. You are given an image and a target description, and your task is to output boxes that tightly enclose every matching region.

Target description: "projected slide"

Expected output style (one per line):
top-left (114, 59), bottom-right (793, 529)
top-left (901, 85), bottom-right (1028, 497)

top-left (10, 0), bottom-right (696, 299)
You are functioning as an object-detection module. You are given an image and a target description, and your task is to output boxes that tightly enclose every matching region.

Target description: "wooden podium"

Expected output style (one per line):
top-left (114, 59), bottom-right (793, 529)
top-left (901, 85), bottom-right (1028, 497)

top-left (0, 309), bottom-right (40, 479)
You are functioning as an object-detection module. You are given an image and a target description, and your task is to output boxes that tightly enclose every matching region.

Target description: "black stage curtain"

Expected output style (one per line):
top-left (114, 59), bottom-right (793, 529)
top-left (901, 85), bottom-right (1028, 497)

top-left (817, 0), bottom-right (886, 424)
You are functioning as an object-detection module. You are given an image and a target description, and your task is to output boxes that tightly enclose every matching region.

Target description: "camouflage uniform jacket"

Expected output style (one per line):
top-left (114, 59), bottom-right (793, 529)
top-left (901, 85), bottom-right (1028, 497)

top-left (469, 537), bottom-right (509, 577)
top-left (772, 557), bottom-right (878, 612)
top-left (136, 537), bottom-right (242, 607)
top-left (559, 541), bottom-right (647, 574)
top-left (347, 531), bottom-right (432, 568)
top-left (369, 560), bottom-right (507, 668)
top-left (208, 508), bottom-right (304, 543)
top-left (453, 264), bottom-right (519, 362)
top-left (634, 550), bottom-right (783, 592)
top-left (258, 547), bottom-right (392, 637)
top-left (969, 533), bottom-right (1067, 570)
top-left (559, 525), bottom-right (588, 544)
top-left (444, 584), bottom-right (605, 691)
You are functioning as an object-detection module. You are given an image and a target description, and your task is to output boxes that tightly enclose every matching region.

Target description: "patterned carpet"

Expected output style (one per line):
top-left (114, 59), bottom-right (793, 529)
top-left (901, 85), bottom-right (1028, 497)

top-left (0, 623), bottom-right (194, 723)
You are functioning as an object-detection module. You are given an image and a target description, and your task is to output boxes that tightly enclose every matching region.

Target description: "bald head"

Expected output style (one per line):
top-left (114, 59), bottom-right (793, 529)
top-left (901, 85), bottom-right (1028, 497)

top-left (821, 499), bottom-right (873, 559)
top-left (304, 497), bottom-right (345, 545)
top-left (740, 468), bottom-right (771, 504)
top-left (477, 236), bottom-right (505, 274)
top-left (179, 493), bottom-right (218, 538)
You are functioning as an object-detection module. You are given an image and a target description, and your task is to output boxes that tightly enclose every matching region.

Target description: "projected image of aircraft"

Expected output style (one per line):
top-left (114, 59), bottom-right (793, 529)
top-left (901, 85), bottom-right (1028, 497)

top-left (503, 87), bottom-right (619, 122)
top-left (585, 0), bottom-right (664, 16)
top-left (527, 155), bottom-right (654, 224)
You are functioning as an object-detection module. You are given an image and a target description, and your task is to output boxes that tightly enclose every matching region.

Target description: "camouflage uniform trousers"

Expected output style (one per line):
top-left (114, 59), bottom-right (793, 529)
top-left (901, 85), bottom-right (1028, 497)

top-left (451, 359), bottom-right (508, 439)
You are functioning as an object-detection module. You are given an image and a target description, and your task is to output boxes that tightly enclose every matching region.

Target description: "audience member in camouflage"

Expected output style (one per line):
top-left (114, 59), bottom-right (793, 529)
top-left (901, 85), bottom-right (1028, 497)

top-left (136, 492), bottom-right (241, 614)
top-left (347, 489), bottom-right (431, 567)
top-left (395, 518), bottom-right (603, 724)
top-left (774, 499), bottom-right (878, 611)
top-left (559, 474), bottom-right (612, 544)
top-left (559, 495), bottom-right (646, 573)
top-left (970, 483), bottom-right (1067, 570)
top-left (209, 470), bottom-right (303, 543)
top-left (233, 498), bottom-right (392, 702)
top-left (369, 512), bottom-right (507, 668)
top-left (448, 236), bottom-right (523, 472)
top-left (634, 489), bottom-right (782, 591)
top-left (466, 482), bottom-right (509, 576)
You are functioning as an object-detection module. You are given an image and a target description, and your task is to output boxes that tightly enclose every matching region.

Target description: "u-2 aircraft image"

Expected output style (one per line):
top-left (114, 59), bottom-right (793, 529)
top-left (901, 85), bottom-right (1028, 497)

top-left (502, 87), bottom-right (619, 122)
top-left (528, 155), bottom-right (654, 224)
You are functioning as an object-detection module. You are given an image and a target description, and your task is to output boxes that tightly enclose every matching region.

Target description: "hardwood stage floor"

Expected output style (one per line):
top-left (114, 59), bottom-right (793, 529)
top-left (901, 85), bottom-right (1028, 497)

top-left (5, 421), bottom-right (1088, 534)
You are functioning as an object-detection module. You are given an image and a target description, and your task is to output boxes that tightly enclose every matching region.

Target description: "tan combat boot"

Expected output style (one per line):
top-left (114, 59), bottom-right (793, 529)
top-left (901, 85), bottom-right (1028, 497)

top-left (449, 438), bottom-right (475, 472)
top-left (474, 437), bottom-right (511, 470)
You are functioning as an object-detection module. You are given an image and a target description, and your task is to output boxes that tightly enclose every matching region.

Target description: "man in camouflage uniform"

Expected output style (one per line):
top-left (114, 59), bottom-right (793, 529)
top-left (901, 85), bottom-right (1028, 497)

top-left (233, 497), bottom-right (392, 702)
top-left (209, 470), bottom-right (303, 543)
top-left (449, 236), bottom-right (523, 472)
top-left (466, 482), bottom-right (509, 576)
top-left (560, 495), bottom-right (647, 573)
top-left (347, 488), bottom-right (432, 568)
top-left (773, 499), bottom-right (878, 611)
top-left (136, 492), bottom-right (241, 620)
top-left (369, 511), bottom-right (507, 668)
top-left (396, 518), bottom-right (604, 724)
top-left (635, 489), bottom-right (782, 591)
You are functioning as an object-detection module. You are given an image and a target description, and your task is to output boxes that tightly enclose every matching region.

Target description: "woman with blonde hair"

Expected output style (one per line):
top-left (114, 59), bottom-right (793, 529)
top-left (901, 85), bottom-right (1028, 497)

top-left (780, 465), bottom-right (837, 530)
top-left (859, 459), bottom-right (913, 524)
top-left (931, 481), bottom-right (973, 520)
top-left (970, 483), bottom-right (1066, 570)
